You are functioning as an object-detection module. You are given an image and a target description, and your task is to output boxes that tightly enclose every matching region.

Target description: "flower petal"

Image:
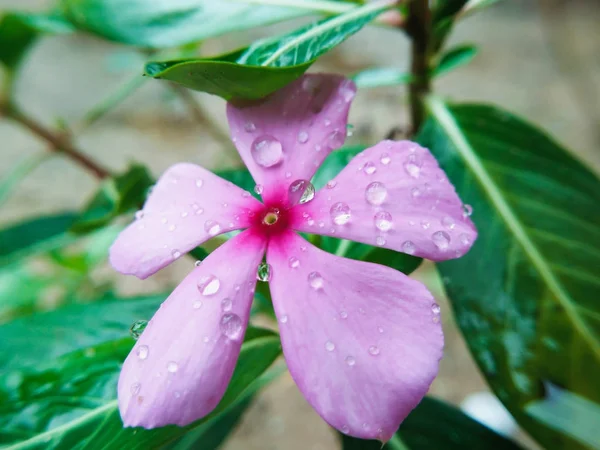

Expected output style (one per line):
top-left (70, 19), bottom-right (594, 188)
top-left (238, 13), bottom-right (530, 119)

top-left (291, 140), bottom-right (477, 261)
top-left (118, 230), bottom-right (266, 428)
top-left (226, 74), bottom-right (356, 204)
top-left (267, 231), bottom-right (443, 441)
top-left (110, 163), bottom-right (261, 278)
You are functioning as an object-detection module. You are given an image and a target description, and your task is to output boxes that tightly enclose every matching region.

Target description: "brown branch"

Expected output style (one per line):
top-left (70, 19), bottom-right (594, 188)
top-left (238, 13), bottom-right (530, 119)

top-left (2, 104), bottom-right (111, 180)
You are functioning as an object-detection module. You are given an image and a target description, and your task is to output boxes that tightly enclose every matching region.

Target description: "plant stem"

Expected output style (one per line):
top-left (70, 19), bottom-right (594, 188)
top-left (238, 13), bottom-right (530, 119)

top-left (3, 104), bottom-right (111, 180)
top-left (406, 0), bottom-right (432, 134)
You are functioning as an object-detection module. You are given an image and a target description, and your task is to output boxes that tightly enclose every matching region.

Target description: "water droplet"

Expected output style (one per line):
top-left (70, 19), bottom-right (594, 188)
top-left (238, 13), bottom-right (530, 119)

top-left (242, 191), bottom-right (251, 198)
top-left (300, 245), bottom-right (307, 252)
top-left (368, 346), bottom-right (380, 356)
top-left (130, 320), bottom-right (147, 340)
top-left (203, 336), bottom-right (210, 343)
top-left (254, 184), bottom-right (264, 195)
top-left (174, 391), bottom-right (181, 399)
top-left (288, 256), bottom-right (300, 269)
top-left (170, 249), bottom-right (181, 259)
top-left (165, 361), bottom-right (178, 373)
top-left (374, 211), bottom-right (393, 231)
top-left (135, 210), bottom-right (144, 220)
top-left (365, 182), bottom-right (388, 205)
top-left (432, 231), bottom-right (451, 250)
top-left (161, 217), bottom-right (168, 224)
top-left (462, 204), bottom-right (473, 217)
top-left (285, 171), bottom-right (292, 179)
top-left (251, 135), bottom-right (283, 167)
top-left (376, 236), bottom-right (386, 246)
top-left (363, 162), bottom-right (377, 175)
top-left (194, 260), bottom-right (202, 267)
top-left (204, 220), bottom-right (221, 236)
top-left (459, 233), bottom-right (471, 246)
top-left (195, 179), bottom-right (203, 188)
top-left (380, 153), bottom-right (391, 165)
top-left (339, 79), bottom-right (355, 102)
top-left (378, 326), bottom-right (384, 333)
top-left (432, 303), bottom-right (441, 314)
top-left (404, 155), bottom-right (422, 178)
top-left (181, 211), bottom-right (188, 218)
top-left (288, 179), bottom-right (315, 205)
top-left (411, 187), bottom-right (421, 198)
top-left (197, 275), bottom-right (221, 296)
top-left (345, 355), bottom-right (356, 366)
top-left (318, 221), bottom-right (325, 228)
top-left (421, 220), bottom-right (430, 229)
top-left (340, 310), bottom-right (348, 319)
top-left (280, 314), bottom-right (288, 324)
top-left (401, 241), bottom-right (416, 255)
top-left (168, 224), bottom-right (176, 232)
top-left (442, 216), bottom-right (455, 229)
top-left (328, 129), bottom-right (344, 148)
top-left (330, 202), bottom-right (351, 225)
top-left (136, 345), bottom-right (149, 360)
top-left (308, 271), bottom-right (324, 290)
top-left (193, 300), bottom-right (202, 309)
top-left (341, 425), bottom-right (350, 434)
top-left (131, 382), bottom-right (141, 395)
top-left (325, 340), bottom-right (335, 352)
top-left (324, 119), bottom-right (332, 126)
top-left (257, 262), bottom-right (272, 282)
top-left (297, 130), bottom-right (309, 143)
top-left (221, 298), bottom-right (232, 312)
top-left (302, 76), bottom-right (320, 93)
top-left (326, 180), bottom-right (337, 189)
top-left (346, 123), bottom-right (354, 137)
top-left (220, 313), bottom-right (243, 340)
top-left (244, 121), bottom-right (256, 132)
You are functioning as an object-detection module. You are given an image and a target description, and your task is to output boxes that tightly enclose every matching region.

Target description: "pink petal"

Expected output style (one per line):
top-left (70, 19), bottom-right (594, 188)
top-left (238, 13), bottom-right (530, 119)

top-left (118, 230), bottom-right (266, 428)
top-left (110, 163), bottom-right (261, 278)
top-left (226, 74), bottom-right (356, 204)
top-left (291, 140), bottom-right (477, 261)
top-left (267, 231), bottom-right (443, 441)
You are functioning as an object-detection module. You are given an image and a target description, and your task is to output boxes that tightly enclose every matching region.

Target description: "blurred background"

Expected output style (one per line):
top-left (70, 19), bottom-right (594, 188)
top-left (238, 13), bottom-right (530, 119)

top-left (0, 0), bottom-right (598, 448)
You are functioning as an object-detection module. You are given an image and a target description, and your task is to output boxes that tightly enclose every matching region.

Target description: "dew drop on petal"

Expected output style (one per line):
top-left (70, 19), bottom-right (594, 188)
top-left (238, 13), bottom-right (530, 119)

top-left (328, 129), bottom-right (344, 148)
top-left (339, 79), bottom-right (356, 102)
top-left (193, 300), bottom-right (202, 309)
top-left (257, 262), bottom-right (272, 282)
top-left (363, 162), bottom-right (377, 175)
top-left (288, 179), bottom-right (315, 205)
top-left (136, 345), bottom-right (149, 360)
top-left (167, 361), bottom-right (178, 373)
top-left (220, 313), bottom-right (243, 340)
top-left (302, 76), bottom-right (320, 93)
top-left (368, 346), bottom-right (380, 356)
top-left (326, 180), bottom-right (337, 189)
top-left (195, 179), bottom-right (203, 188)
top-left (421, 220), bottom-right (430, 230)
top-left (432, 231), bottom-right (451, 250)
top-left (251, 135), bottom-right (283, 167)
top-left (376, 236), bottom-right (386, 246)
top-left (308, 271), bottom-right (324, 290)
top-left (345, 356), bottom-right (356, 366)
top-left (221, 298), bottom-right (232, 312)
top-left (280, 314), bottom-right (288, 324)
top-left (459, 233), bottom-right (471, 246)
top-left (297, 130), bottom-right (309, 143)
top-left (404, 155), bottom-right (422, 178)
top-left (204, 220), bottom-right (221, 236)
top-left (244, 121), bottom-right (256, 132)
top-left (442, 216), bottom-right (456, 229)
top-left (380, 153), bottom-right (391, 165)
top-left (365, 182), bottom-right (388, 206)
top-left (462, 204), bottom-right (473, 217)
top-left (168, 224), bottom-right (176, 232)
top-left (432, 303), bottom-right (441, 314)
top-left (254, 184), bottom-right (264, 195)
top-left (330, 202), bottom-right (351, 225)
top-left (411, 187), bottom-right (421, 198)
top-left (197, 275), bottom-right (220, 296)
top-left (288, 256), bottom-right (300, 269)
top-left (130, 320), bottom-right (148, 340)
top-left (171, 249), bottom-right (181, 259)
top-left (374, 211), bottom-right (393, 231)
top-left (325, 340), bottom-right (335, 352)
top-left (131, 382), bottom-right (141, 395)
top-left (194, 260), bottom-right (202, 267)
top-left (401, 240), bottom-right (416, 255)
top-left (341, 425), bottom-right (350, 434)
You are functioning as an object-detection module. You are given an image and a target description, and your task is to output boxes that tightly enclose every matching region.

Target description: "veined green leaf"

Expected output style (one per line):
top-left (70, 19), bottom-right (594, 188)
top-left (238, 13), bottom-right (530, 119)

top-left (419, 97), bottom-right (600, 450)
top-left (59, 0), bottom-right (366, 49)
top-left (144, 0), bottom-right (394, 100)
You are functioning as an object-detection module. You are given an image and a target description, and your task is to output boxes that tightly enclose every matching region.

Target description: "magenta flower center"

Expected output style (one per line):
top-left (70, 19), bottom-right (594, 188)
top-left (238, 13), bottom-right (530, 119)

top-left (254, 203), bottom-right (290, 237)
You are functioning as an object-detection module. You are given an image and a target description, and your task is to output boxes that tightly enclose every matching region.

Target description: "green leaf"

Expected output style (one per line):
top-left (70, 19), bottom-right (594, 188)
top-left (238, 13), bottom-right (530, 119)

top-left (433, 44), bottom-right (477, 77)
top-left (145, 0), bottom-right (392, 100)
top-left (340, 396), bottom-right (523, 449)
top-left (431, 0), bottom-right (468, 51)
top-left (58, 0), bottom-right (360, 49)
top-left (0, 292), bottom-right (281, 449)
top-left (0, 213), bottom-right (77, 267)
top-left (419, 97), bottom-right (600, 450)
top-left (71, 165), bottom-right (154, 233)
top-left (0, 154), bottom-right (52, 208)
top-left (351, 67), bottom-right (412, 89)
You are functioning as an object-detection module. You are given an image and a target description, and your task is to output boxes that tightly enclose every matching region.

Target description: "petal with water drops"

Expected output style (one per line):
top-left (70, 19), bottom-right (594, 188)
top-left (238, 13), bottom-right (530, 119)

top-left (291, 140), bottom-right (477, 261)
top-left (110, 163), bottom-right (261, 279)
top-left (267, 231), bottom-right (443, 441)
top-left (226, 74), bottom-right (355, 204)
top-left (118, 230), bottom-right (266, 427)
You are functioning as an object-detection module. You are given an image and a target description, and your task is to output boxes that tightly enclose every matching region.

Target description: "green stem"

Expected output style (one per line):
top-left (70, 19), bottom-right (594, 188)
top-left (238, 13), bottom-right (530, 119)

top-left (406, 0), bottom-right (432, 134)
top-left (387, 434), bottom-right (411, 450)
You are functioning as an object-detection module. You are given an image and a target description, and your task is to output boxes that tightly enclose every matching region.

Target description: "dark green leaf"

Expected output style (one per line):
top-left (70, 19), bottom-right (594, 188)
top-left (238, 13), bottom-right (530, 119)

top-left (58, 0), bottom-right (357, 48)
top-left (431, 1), bottom-right (468, 51)
top-left (145, 1), bottom-right (391, 100)
top-left (71, 165), bottom-right (154, 233)
top-left (0, 213), bottom-right (77, 267)
top-left (351, 67), bottom-right (412, 89)
top-left (433, 44), bottom-right (477, 77)
top-left (340, 396), bottom-right (523, 449)
top-left (419, 98), bottom-right (600, 450)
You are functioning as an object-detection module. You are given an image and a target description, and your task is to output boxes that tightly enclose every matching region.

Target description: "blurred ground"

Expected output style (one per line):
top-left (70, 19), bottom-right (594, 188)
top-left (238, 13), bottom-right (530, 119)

top-left (1, 0), bottom-right (599, 449)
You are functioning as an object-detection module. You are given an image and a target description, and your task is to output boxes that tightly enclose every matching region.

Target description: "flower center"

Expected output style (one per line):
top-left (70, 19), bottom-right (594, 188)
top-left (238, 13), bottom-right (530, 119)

top-left (254, 204), bottom-right (290, 238)
top-left (263, 211), bottom-right (279, 226)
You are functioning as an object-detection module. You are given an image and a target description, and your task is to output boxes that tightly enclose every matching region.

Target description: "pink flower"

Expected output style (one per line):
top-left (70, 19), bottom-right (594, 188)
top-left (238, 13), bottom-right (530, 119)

top-left (110, 74), bottom-right (477, 441)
